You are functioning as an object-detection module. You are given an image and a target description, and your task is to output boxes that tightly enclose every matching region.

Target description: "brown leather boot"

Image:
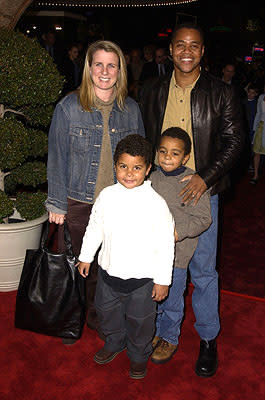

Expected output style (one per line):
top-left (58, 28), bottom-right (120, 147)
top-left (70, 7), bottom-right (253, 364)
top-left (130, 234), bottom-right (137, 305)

top-left (151, 339), bottom-right (178, 364)
top-left (152, 335), bottom-right (161, 349)
top-left (129, 361), bottom-right (148, 379)
top-left (94, 347), bottom-right (124, 365)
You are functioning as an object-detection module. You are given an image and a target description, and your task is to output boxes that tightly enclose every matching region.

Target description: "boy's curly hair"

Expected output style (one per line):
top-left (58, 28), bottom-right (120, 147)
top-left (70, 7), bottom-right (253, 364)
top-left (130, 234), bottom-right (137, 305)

top-left (159, 127), bottom-right (192, 156)
top-left (114, 134), bottom-right (153, 166)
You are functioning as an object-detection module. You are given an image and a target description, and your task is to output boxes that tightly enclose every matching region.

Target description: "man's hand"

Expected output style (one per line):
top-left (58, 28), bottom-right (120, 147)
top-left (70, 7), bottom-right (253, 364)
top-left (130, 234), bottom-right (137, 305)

top-left (179, 174), bottom-right (207, 205)
top-left (174, 229), bottom-right (179, 242)
top-left (152, 284), bottom-right (169, 302)
top-left (76, 261), bottom-right (90, 278)
top-left (49, 212), bottom-right (65, 225)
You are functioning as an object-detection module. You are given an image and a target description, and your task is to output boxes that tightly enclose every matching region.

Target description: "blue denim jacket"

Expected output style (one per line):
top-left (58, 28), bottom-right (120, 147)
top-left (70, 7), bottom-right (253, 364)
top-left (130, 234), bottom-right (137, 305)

top-left (46, 92), bottom-right (145, 214)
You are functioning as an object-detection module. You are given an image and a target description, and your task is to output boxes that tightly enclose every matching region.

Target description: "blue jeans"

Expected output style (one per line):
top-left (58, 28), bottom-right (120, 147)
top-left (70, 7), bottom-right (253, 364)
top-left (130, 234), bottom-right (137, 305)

top-left (156, 195), bottom-right (220, 345)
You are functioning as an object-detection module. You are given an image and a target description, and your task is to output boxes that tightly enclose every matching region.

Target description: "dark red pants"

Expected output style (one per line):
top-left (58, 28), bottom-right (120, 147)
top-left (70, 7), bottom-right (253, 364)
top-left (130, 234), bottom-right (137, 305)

top-left (53, 198), bottom-right (99, 330)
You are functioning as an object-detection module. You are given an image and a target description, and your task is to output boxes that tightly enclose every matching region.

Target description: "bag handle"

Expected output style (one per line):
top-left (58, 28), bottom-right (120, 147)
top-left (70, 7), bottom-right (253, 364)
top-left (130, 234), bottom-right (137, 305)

top-left (40, 221), bottom-right (75, 258)
top-left (40, 221), bottom-right (50, 249)
top-left (63, 221), bottom-right (75, 258)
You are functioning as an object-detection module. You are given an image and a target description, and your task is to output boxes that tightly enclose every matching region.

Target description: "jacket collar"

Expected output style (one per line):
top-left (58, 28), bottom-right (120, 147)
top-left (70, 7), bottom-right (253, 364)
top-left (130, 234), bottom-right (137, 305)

top-left (194, 69), bottom-right (212, 93)
top-left (161, 68), bottom-right (212, 94)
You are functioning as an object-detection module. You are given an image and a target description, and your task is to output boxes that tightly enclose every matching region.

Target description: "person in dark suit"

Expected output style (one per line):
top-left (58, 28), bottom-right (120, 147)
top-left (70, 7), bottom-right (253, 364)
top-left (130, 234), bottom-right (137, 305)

top-left (221, 62), bottom-right (247, 101)
top-left (59, 44), bottom-right (82, 96)
top-left (140, 47), bottom-right (173, 82)
top-left (41, 30), bottom-right (62, 66)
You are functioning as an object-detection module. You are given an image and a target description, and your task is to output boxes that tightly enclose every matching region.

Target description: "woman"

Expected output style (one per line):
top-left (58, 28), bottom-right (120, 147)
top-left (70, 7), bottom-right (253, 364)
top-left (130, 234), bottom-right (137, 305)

top-left (251, 84), bottom-right (265, 184)
top-left (46, 40), bottom-right (145, 342)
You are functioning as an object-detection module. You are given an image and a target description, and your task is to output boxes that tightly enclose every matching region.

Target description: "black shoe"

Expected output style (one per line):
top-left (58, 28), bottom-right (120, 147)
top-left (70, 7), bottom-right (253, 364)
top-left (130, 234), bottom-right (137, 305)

top-left (129, 361), bottom-right (148, 379)
top-left (94, 347), bottom-right (124, 365)
top-left (195, 339), bottom-right (218, 377)
top-left (62, 338), bottom-right (77, 345)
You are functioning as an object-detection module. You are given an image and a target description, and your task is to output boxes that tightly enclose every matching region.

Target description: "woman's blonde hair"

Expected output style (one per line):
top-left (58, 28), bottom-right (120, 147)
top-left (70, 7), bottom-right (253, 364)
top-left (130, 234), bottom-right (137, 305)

top-left (78, 40), bottom-right (128, 112)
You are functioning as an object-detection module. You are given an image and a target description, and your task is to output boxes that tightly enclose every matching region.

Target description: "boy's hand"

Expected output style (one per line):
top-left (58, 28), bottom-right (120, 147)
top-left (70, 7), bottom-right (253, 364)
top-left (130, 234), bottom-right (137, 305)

top-left (152, 284), bottom-right (169, 302)
top-left (76, 261), bottom-right (90, 278)
top-left (179, 174), bottom-right (207, 205)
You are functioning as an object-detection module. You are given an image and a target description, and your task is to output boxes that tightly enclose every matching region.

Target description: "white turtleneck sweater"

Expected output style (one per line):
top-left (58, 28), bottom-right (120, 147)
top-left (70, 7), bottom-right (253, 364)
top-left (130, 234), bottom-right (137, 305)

top-left (79, 181), bottom-right (175, 285)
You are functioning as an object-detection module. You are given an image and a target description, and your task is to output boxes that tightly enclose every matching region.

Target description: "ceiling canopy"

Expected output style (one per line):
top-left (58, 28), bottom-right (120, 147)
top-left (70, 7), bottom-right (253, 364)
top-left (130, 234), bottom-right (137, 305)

top-left (36, 0), bottom-right (198, 8)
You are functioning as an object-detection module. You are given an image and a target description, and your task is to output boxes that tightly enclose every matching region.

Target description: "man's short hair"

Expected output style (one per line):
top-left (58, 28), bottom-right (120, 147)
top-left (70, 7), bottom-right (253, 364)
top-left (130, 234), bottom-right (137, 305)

top-left (247, 84), bottom-right (259, 92)
top-left (114, 134), bottom-right (152, 166)
top-left (159, 127), bottom-right (192, 156)
top-left (171, 23), bottom-right (204, 44)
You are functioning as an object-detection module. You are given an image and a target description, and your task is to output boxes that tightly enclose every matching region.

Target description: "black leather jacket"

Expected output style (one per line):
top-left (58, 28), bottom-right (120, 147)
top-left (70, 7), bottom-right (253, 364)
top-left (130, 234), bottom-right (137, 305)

top-left (139, 70), bottom-right (244, 195)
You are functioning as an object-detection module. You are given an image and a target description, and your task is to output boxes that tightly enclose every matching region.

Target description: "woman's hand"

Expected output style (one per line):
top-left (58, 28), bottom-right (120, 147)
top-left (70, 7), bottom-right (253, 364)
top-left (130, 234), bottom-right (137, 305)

top-left (49, 212), bottom-right (65, 225)
top-left (152, 284), bottom-right (169, 302)
top-left (76, 261), bottom-right (91, 278)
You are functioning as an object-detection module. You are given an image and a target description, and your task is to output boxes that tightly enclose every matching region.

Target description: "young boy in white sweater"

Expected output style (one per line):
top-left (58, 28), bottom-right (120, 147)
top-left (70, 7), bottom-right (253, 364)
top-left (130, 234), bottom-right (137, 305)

top-left (77, 134), bottom-right (175, 379)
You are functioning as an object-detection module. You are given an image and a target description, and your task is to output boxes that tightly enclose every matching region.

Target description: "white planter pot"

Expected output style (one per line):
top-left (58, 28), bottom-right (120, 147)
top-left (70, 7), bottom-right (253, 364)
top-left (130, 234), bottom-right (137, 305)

top-left (0, 213), bottom-right (48, 292)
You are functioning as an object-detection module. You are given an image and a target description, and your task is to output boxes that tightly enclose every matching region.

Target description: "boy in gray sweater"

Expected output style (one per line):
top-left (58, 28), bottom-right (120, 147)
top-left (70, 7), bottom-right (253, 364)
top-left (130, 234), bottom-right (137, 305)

top-left (149, 127), bottom-right (212, 364)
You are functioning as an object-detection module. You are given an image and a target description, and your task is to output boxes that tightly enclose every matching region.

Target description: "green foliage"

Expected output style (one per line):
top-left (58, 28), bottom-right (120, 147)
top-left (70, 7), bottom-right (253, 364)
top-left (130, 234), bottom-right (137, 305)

top-left (0, 29), bottom-right (63, 222)
top-left (0, 118), bottom-right (31, 170)
top-left (0, 191), bottom-right (14, 222)
top-left (8, 161), bottom-right (47, 188)
top-left (20, 104), bottom-right (55, 127)
top-left (28, 129), bottom-right (48, 158)
top-left (16, 191), bottom-right (47, 221)
top-left (0, 29), bottom-right (64, 111)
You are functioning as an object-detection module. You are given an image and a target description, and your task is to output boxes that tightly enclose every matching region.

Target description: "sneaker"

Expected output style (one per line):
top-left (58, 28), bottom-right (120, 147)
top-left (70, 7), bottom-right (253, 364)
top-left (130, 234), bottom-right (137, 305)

top-left (151, 339), bottom-right (178, 364)
top-left (250, 178), bottom-right (258, 185)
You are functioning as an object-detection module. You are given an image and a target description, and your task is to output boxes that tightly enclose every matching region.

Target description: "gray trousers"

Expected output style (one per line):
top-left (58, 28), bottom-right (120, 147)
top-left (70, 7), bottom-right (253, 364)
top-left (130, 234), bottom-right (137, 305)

top-left (95, 272), bottom-right (156, 363)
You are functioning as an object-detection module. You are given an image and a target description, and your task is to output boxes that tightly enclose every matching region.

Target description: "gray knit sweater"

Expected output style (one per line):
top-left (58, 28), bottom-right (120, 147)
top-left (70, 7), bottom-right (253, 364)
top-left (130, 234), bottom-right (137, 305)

top-left (149, 167), bottom-right (212, 269)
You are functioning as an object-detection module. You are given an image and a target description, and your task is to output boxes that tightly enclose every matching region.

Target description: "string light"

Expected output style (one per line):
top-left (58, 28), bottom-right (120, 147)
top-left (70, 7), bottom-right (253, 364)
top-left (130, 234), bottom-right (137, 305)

top-left (36, 1), bottom-right (198, 8)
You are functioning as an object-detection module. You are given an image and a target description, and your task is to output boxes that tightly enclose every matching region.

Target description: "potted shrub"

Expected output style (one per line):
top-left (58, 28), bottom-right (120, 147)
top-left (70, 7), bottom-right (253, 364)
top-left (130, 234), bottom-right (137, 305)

top-left (0, 28), bottom-right (64, 291)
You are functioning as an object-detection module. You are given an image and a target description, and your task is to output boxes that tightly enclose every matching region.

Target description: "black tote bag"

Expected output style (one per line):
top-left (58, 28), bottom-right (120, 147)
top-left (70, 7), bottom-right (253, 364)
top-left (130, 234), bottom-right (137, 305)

top-left (15, 221), bottom-right (86, 339)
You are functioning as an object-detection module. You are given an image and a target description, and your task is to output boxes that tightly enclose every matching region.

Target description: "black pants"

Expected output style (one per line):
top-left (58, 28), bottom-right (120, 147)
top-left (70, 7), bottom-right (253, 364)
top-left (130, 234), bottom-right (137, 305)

top-left (57, 198), bottom-right (99, 329)
top-left (95, 271), bottom-right (156, 363)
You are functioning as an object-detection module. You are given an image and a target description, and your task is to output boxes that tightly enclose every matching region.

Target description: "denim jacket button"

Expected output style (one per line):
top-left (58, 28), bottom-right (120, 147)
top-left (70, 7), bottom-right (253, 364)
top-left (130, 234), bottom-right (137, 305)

top-left (111, 128), bottom-right (115, 133)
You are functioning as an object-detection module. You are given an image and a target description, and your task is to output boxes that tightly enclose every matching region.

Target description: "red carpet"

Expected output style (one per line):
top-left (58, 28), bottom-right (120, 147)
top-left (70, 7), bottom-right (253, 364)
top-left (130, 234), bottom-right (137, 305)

top-left (1, 289), bottom-right (264, 400)
top-left (219, 169), bottom-right (265, 298)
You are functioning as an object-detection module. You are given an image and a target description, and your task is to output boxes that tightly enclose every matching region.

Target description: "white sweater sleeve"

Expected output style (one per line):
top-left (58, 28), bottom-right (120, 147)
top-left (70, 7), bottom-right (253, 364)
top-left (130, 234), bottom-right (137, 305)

top-left (152, 201), bottom-right (175, 286)
top-left (78, 194), bottom-right (104, 263)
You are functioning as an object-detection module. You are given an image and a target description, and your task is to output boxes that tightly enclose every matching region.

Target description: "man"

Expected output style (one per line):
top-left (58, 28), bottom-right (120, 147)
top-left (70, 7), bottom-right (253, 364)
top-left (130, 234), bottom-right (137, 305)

top-left (128, 47), bottom-right (144, 99)
top-left (139, 23), bottom-right (243, 377)
top-left (143, 43), bottom-right (156, 63)
top-left (41, 30), bottom-right (62, 66)
top-left (221, 62), bottom-right (246, 101)
top-left (222, 62), bottom-right (236, 84)
top-left (140, 47), bottom-right (173, 82)
top-left (59, 44), bottom-right (82, 96)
